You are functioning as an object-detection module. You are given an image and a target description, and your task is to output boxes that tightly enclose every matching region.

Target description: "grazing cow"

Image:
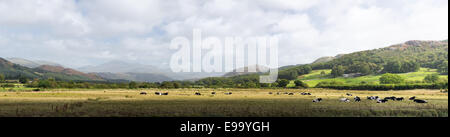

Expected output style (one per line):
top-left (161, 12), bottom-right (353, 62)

top-left (414, 99), bottom-right (428, 103)
top-left (384, 96), bottom-right (397, 101)
top-left (367, 96), bottom-right (380, 100)
top-left (212, 92), bottom-right (216, 95)
top-left (377, 98), bottom-right (388, 103)
top-left (313, 98), bottom-right (323, 103)
top-left (409, 96), bottom-right (416, 100)
top-left (195, 92), bottom-right (202, 96)
top-left (284, 92), bottom-right (289, 95)
top-left (155, 92), bottom-right (161, 95)
top-left (395, 97), bottom-right (404, 101)
top-left (340, 98), bottom-right (350, 102)
top-left (269, 92), bottom-right (273, 95)
top-left (161, 92), bottom-right (169, 96)
top-left (276, 92), bottom-right (280, 95)
top-left (354, 96), bottom-right (361, 102)
top-left (140, 92), bottom-right (147, 95)
top-left (346, 93), bottom-right (353, 96)
top-left (225, 92), bottom-right (233, 95)
top-left (301, 92), bottom-right (312, 95)
top-left (288, 93), bottom-right (295, 95)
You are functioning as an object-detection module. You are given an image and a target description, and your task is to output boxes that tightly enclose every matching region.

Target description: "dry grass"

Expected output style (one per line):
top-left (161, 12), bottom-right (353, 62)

top-left (0, 89), bottom-right (447, 117)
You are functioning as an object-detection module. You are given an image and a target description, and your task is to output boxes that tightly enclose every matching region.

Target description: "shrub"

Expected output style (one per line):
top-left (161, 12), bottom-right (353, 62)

top-left (380, 73), bottom-right (405, 84)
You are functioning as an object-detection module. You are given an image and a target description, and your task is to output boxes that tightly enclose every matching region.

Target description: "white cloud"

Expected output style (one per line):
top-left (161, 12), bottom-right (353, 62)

top-left (0, 0), bottom-right (447, 68)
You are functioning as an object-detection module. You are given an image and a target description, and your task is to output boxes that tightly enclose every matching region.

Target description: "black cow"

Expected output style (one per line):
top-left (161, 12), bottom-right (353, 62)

top-left (212, 92), bottom-right (216, 95)
top-left (155, 92), bottom-right (161, 95)
top-left (409, 96), bottom-right (416, 100)
top-left (354, 96), bottom-right (361, 102)
top-left (140, 92), bottom-right (147, 95)
top-left (225, 92), bottom-right (233, 95)
top-left (414, 99), bottom-right (428, 103)
top-left (384, 96), bottom-right (397, 101)
top-left (313, 98), bottom-right (323, 103)
top-left (346, 93), bottom-right (353, 96)
top-left (288, 93), bottom-right (295, 95)
top-left (269, 92), bottom-right (273, 95)
top-left (377, 99), bottom-right (388, 103)
top-left (395, 97), bottom-right (404, 101)
top-left (301, 92), bottom-right (311, 95)
top-left (195, 92), bottom-right (202, 96)
top-left (161, 92), bottom-right (169, 96)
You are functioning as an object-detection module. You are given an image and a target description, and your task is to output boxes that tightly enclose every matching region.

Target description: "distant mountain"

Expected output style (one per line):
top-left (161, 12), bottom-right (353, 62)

top-left (95, 72), bottom-right (173, 82)
top-left (78, 61), bottom-right (163, 73)
top-left (36, 65), bottom-right (103, 80)
top-left (79, 60), bottom-right (225, 82)
top-left (6, 58), bottom-right (62, 68)
top-left (0, 57), bottom-right (103, 81)
top-left (223, 65), bottom-right (270, 77)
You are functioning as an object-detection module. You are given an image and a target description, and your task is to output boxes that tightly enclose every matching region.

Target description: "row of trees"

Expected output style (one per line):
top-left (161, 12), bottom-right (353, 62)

top-left (330, 61), bottom-right (421, 78)
top-left (24, 77), bottom-right (310, 89)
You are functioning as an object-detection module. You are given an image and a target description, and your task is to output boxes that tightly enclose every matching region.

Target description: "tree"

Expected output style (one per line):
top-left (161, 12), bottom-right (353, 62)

top-left (277, 79), bottom-right (290, 88)
top-left (0, 74), bottom-right (4, 83)
top-left (379, 73), bottom-right (405, 84)
top-left (383, 61), bottom-right (402, 73)
top-left (438, 61), bottom-right (448, 75)
top-left (424, 74), bottom-right (440, 83)
top-left (331, 65), bottom-right (345, 78)
top-left (19, 77), bottom-right (28, 84)
top-left (128, 81), bottom-right (138, 89)
top-left (294, 80), bottom-right (309, 88)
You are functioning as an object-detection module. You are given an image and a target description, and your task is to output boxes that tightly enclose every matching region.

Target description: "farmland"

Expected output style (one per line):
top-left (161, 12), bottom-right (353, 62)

top-left (296, 68), bottom-right (448, 87)
top-left (0, 88), bottom-right (447, 117)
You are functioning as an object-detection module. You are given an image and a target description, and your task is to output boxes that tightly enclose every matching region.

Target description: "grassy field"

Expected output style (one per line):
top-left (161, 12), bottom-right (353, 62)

top-left (297, 68), bottom-right (448, 87)
top-left (0, 88), bottom-right (447, 117)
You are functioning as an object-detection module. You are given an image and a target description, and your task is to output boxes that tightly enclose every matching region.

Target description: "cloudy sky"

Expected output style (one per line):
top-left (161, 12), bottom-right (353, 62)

top-left (0, 0), bottom-right (448, 69)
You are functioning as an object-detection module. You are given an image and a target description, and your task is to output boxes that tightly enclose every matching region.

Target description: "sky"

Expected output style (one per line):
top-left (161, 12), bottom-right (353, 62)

top-left (0, 0), bottom-right (448, 69)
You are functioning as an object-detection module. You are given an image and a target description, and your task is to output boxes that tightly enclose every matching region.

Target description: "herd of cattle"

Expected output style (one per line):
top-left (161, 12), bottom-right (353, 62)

top-left (138, 91), bottom-right (429, 104)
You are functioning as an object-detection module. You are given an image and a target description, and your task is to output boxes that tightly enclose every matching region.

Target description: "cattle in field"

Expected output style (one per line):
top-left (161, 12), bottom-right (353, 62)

top-left (354, 96), bottom-right (361, 102)
top-left (313, 98), bottom-right (323, 103)
top-left (377, 98), bottom-right (388, 103)
top-left (161, 92), bottom-right (169, 96)
top-left (367, 96), bottom-right (379, 100)
top-left (414, 99), bottom-right (428, 103)
top-left (395, 97), bottom-right (404, 101)
top-left (155, 92), bottom-right (161, 95)
top-left (211, 92), bottom-right (216, 95)
top-left (340, 98), bottom-right (350, 102)
top-left (288, 93), bottom-right (294, 95)
top-left (225, 92), bottom-right (232, 95)
top-left (140, 92), bottom-right (147, 95)
top-left (346, 93), bottom-right (353, 96)
top-left (409, 96), bottom-right (416, 100)
top-left (384, 96), bottom-right (397, 101)
top-left (301, 92), bottom-right (311, 95)
top-left (195, 92), bottom-right (202, 96)
top-left (276, 92), bottom-right (280, 95)
top-left (269, 92), bottom-right (273, 95)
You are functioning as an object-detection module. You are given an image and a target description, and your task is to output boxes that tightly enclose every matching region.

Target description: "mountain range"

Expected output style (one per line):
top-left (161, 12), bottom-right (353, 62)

top-left (1, 40), bottom-right (448, 82)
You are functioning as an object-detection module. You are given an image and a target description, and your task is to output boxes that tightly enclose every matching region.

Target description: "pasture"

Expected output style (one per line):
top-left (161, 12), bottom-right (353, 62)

top-left (298, 68), bottom-right (448, 87)
top-left (0, 88), bottom-right (447, 117)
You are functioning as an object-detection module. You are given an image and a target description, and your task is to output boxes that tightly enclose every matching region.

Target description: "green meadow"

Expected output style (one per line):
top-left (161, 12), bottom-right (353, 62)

top-left (295, 68), bottom-right (448, 87)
